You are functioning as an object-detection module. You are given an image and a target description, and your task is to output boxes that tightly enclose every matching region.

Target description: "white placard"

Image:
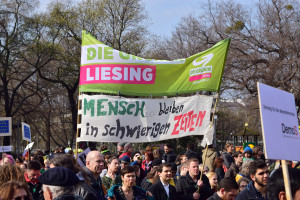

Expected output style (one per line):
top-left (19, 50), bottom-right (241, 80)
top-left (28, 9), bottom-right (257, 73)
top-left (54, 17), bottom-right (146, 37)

top-left (258, 82), bottom-right (300, 161)
top-left (0, 117), bottom-right (12, 136)
top-left (0, 146), bottom-right (13, 152)
top-left (22, 122), bottom-right (31, 142)
top-left (77, 148), bottom-right (91, 167)
top-left (25, 142), bottom-right (34, 150)
top-left (77, 94), bottom-right (213, 143)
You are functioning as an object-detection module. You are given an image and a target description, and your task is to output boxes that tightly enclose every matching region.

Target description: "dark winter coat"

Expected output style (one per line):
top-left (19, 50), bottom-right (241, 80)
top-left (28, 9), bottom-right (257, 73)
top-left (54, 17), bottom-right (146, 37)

top-left (236, 181), bottom-right (267, 200)
top-left (222, 152), bottom-right (234, 169)
top-left (162, 151), bottom-right (176, 164)
top-left (185, 149), bottom-right (202, 163)
top-left (175, 171), bottom-right (213, 200)
top-left (107, 185), bottom-right (154, 200)
top-left (148, 180), bottom-right (178, 200)
top-left (75, 181), bottom-right (98, 200)
top-left (53, 194), bottom-right (84, 200)
top-left (207, 192), bottom-right (223, 200)
top-left (82, 167), bottom-right (106, 200)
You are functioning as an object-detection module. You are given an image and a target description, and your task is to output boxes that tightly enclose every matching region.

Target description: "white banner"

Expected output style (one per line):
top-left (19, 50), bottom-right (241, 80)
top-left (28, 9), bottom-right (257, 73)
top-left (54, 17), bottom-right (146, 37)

top-left (0, 146), bottom-right (13, 152)
top-left (77, 94), bottom-right (213, 143)
top-left (258, 82), bottom-right (300, 161)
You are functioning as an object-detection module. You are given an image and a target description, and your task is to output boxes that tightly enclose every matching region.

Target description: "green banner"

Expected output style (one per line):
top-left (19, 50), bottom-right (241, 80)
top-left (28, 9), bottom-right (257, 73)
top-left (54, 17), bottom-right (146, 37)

top-left (80, 31), bottom-right (230, 96)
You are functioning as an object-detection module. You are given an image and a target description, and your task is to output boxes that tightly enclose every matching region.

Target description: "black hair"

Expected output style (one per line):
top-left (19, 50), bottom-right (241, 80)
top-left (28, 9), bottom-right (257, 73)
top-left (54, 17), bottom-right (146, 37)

top-left (32, 155), bottom-right (45, 167)
top-left (28, 160), bottom-right (41, 171)
top-left (217, 177), bottom-right (239, 192)
top-left (267, 168), bottom-right (300, 200)
top-left (232, 151), bottom-right (242, 159)
top-left (249, 159), bottom-right (266, 176)
top-left (121, 166), bottom-right (136, 177)
top-left (187, 142), bottom-right (195, 150)
top-left (164, 143), bottom-right (172, 149)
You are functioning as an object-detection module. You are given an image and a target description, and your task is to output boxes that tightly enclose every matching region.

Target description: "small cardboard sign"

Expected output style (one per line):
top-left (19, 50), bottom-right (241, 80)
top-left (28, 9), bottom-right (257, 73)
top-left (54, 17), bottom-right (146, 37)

top-left (22, 122), bottom-right (31, 142)
top-left (77, 148), bottom-right (91, 167)
top-left (0, 117), bottom-right (12, 136)
top-left (258, 82), bottom-right (300, 161)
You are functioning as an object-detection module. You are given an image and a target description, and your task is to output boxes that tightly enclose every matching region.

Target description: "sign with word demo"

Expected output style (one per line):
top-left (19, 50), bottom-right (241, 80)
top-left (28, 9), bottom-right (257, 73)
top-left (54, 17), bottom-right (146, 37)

top-left (22, 122), bottom-right (31, 142)
top-left (77, 94), bottom-right (213, 143)
top-left (0, 117), bottom-right (12, 137)
top-left (258, 82), bottom-right (300, 161)
top-left (79, 31), bottom-right (230, 96)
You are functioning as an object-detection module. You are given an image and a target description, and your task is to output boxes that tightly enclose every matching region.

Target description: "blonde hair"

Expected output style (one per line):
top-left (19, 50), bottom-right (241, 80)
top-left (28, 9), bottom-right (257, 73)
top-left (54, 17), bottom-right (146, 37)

top-left (206, 172), bottom-right (218, 190)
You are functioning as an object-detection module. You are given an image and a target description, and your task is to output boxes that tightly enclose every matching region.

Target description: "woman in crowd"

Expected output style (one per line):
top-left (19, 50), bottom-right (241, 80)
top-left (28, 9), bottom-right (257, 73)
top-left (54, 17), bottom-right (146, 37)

top-left (237, 177), bottom-right (251, 192)
top-left (212, 157), bottom-right (225, 182)
top-left (0, 181), bottom-right (32, 200)
top-left (206, 172), bottom-right (218, 193)
top-left (222, 143), bottom-right (234, 171)
top-left (0, 164), bottom-right (26, 186)
top-left (107, 166), bottom-right (153, 200)
top-left (141, 146), bottom-right (154, 174)
top-left (0, 153), bottom-right (15, 165)
top-left (252, 145), bottom-right (265, 161)
top-left (141, 167), bottom-right (159, 191)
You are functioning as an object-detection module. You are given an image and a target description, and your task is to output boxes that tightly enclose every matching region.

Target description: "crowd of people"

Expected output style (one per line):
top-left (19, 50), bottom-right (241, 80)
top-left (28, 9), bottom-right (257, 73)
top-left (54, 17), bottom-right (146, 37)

top-left (0, 141), bottom-right (300, 200)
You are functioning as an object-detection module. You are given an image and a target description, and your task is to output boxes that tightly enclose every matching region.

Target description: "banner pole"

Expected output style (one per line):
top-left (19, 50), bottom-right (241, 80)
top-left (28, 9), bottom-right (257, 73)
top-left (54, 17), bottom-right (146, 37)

top-left (198, 94), bottom-right (219, 192)
top-left (75, 91), bottom-right (82, 161)
top-left (282, 160), bottom-right (292, 200)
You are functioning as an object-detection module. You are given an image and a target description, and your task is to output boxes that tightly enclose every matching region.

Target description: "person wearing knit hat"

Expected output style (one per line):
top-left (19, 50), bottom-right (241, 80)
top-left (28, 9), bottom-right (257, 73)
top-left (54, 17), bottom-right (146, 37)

top-left (243, 146), bottom-right (254, 162)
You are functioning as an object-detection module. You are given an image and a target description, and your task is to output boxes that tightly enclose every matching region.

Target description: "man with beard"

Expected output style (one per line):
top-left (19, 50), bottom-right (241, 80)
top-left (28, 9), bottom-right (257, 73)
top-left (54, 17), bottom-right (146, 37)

top-left (148, 164), bottom-right (177, 200)
top-left (83, 151), bottom-right (106, 200)
top-left (176, 158), bottom-right (213, 200)
top-left (236, 159), bottom-right (269, 200)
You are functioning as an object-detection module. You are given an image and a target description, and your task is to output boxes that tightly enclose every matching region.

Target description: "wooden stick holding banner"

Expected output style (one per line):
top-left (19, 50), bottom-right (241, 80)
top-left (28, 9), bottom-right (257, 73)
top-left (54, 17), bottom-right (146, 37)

top-left (75, 91), bottom-right (82, 161)
top-left (281, 160), bottom-right (292, 200)
top-left (257, 82), bottom-right (300, 200)
top-left (198, 95), bottom-right (219, 192)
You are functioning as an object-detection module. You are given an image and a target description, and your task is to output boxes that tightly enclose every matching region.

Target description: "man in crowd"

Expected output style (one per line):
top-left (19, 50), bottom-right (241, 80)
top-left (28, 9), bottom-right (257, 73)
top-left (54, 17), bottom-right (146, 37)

top-left (176, 158), bottom-right (213, 200)
top-left (39, 166), bottom-right (83, 200)
top-left (225, 151), bottom-right (243, 179)
top-left (267, 168), bottom-right (300, 200)
top-left (208, 177), bottom-right (239, 200)
top-left (236, 159), bottom-right (269, 200)
top-left (25, 160), bottom-right (44, 200)
top-left (162, 143), bottom-right (176, 164)
top-left (83, 151), bottom-right (106, 200)
top-left (148, 164), bottom-right (177, 200)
